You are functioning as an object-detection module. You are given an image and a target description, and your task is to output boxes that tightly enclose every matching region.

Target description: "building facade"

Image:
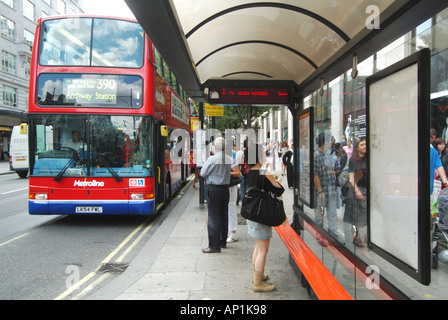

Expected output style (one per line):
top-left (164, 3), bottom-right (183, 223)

top-left (0, 0), bottom-right (84, 158)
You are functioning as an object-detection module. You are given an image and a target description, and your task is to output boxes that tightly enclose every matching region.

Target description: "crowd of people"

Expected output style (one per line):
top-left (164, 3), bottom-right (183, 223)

top-left (188, 127), bottom-right (448, 294)
top-left (310, 127), bottom-right (448, 250)
top-left (192, 133), bottom-right (377, 292)
top-left (192, 133), bottom-right (373, 291)
top-left (312, 133), bottom-right (368, 248)
top-left (196, 137), bottom-right (292, 292)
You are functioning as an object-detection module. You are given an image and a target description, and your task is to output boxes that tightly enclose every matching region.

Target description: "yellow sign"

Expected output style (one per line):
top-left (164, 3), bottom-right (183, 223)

top-left (205, 104), bottom-right (224, 117)
top-left (191, 116), bottom-right (200, 131)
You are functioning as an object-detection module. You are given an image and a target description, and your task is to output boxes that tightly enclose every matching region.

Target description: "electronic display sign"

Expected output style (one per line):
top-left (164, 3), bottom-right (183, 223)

top-left (37, 73), bottom-right (143, 108)
top-left (216, 87), bottom-right (289, 104)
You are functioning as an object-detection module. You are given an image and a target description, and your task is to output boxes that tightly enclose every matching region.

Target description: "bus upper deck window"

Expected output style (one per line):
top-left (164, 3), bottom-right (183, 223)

top-left (40, 18), bottom-right (92, 66)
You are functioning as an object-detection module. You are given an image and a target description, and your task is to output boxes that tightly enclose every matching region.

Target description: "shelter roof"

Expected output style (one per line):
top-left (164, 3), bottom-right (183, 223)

top-left (125, 0), bottom-right (447, 100)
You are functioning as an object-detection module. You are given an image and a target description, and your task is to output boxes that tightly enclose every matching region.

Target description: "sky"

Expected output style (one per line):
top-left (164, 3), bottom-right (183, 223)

top-left (82, 0), bottom-right (135, 19)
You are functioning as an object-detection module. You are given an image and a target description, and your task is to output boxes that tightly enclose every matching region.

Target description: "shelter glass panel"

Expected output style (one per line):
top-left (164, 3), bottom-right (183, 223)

top-left (300, 8), bottom-right (448, 299)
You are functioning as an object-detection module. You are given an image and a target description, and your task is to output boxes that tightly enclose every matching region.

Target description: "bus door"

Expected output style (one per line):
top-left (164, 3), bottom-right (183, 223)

top-left (155, 121), bottom-right (168, 206)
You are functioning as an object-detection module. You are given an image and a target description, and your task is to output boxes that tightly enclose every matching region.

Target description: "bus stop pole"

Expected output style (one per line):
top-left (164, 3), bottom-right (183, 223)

top-left (199, 102), bottom-right (205, 207)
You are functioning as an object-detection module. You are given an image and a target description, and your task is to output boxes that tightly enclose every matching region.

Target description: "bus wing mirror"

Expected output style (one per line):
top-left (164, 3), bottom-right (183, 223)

top-left (160, 125), bottom-right (168, 137)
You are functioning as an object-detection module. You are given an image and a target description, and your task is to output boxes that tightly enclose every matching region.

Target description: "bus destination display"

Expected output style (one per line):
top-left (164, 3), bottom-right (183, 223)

top-left (37, 73), bottom-right (143, 108)
top-left (64, 78), bottom-right (117, 105)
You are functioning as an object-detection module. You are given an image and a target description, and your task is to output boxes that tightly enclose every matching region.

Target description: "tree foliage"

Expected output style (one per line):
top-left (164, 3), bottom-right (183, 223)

top-left (208, 105), bottom-right (280, 131)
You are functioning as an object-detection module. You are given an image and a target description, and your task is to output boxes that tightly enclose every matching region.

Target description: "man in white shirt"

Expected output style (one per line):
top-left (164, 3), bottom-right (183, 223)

top-left (63, 130), bottom-right (84, 150)
top-left (200, 137), bottom-right (232, 253)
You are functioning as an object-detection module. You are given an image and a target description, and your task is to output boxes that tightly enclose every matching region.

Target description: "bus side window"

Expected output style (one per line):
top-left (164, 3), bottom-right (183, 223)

top-left (154, 47), bottom-right (163, 75)
top-left (163, 60), bottom-right (171, 86)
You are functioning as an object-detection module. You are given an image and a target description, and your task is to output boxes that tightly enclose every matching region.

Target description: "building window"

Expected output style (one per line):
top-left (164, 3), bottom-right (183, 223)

top-left (2, 85), bottom-right (17, 107)
top-left (1, 50), bottom-right (16, 74)
top-left (0, 15), bottom-right (16, 41)
top-left (0, 0), bottom-right (14, 9)
top-left (24, 59), bottom-right (31, 78)
top-left (23, 0), bottom-right (35, 22)
top-left (24, 29), bottom-right (34, 45)
top-left (57, 0), bottom-right (65, 14)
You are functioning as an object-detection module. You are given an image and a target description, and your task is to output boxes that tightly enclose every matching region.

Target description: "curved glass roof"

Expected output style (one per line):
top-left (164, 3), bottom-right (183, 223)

top-left (125, 0), bottom-right (447, 97)
top-left (172, 0), bottom-right (394, 83)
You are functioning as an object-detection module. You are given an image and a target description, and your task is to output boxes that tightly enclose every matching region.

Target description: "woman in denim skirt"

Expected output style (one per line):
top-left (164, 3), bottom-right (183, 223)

top-left (244, 143), bottom-right (287, 292)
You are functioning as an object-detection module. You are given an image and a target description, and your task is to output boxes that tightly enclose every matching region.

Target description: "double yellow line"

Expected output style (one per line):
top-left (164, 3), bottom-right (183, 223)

top-left (54, 217), bottom-right (156, 300)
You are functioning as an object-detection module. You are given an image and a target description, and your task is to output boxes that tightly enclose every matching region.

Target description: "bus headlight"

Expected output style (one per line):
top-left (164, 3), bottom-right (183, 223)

top-left (131, 193), bottom-right (143, 200)
top-left (30, 193), bottom-right (48, 200)
top-left (130, 193), bottom-right (153, 200)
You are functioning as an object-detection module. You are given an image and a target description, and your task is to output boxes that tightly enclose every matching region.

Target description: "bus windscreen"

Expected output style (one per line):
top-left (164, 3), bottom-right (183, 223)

top-left (29, 114), bottom-right (153, 179)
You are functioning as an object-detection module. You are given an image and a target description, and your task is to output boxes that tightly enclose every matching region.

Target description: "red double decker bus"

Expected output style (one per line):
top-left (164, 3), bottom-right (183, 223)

top-left (28, 15), bottom-right (190, 215)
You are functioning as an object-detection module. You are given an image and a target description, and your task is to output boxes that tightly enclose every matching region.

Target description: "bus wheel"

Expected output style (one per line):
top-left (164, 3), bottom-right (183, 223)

top-left (165, 180), bottom-right (171, 203)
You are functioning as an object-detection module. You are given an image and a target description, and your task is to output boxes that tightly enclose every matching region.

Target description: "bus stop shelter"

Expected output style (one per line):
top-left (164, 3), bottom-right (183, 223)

top-left (125, 0), bottom-right (448, 299)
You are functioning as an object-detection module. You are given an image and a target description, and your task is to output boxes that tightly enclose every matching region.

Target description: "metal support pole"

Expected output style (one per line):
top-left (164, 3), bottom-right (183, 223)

top-left (198, 102), bottom-right (205, 207)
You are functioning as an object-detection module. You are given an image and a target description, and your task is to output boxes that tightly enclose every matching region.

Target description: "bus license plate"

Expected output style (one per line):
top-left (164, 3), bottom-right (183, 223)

top-left (76, 206), bottom-right (103, 213)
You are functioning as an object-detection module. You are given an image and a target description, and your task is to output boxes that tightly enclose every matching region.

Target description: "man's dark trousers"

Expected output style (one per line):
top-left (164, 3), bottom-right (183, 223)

top-left (207, 184), bottom-right (230, 250)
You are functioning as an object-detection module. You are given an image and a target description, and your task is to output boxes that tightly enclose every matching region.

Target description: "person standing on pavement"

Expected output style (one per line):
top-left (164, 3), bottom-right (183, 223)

top-left (314, 132), bottom-right (339, 241)
top-left (235, 138), bottom-right (248, 205)
top-left (227, 151), bottom-right (241, 243)
top-left (282, 143), bottom-right (293, 189)
top-left (245, 143), bottom-right (287, 292)
top-left (200, 137), bottom-right (232, 253)
top-left (345, 138), bottom-right (368, 247)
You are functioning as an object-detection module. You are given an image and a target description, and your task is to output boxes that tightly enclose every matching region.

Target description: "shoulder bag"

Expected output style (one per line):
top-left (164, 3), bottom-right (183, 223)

top-left (240, 173), bottom-right (286, 226)
top-left (229, 175), bottom-right (242, 187)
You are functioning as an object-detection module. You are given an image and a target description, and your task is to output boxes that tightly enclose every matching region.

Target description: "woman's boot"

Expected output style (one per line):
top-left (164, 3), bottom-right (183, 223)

top-left (253, 264), bottom-right (269, 281)
top-left (253, 271), bottom-right (275, 292)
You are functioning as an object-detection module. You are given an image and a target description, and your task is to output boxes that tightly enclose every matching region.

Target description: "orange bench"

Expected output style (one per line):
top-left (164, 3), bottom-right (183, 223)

top-left (275, 223), bottom-right (353, 300)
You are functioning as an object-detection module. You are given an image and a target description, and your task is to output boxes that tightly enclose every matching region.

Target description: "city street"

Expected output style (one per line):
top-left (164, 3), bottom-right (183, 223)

top-left (0, 171), bottom-right (157, 300)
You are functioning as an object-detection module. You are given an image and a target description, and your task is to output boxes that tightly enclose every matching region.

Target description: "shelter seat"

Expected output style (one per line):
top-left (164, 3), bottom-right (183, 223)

top-left (274, 223), bottom-right (353, 300)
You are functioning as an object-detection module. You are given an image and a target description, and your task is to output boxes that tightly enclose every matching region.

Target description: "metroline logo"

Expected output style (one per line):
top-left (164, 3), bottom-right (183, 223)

top-left (74, 180), bottom-right (105, 187)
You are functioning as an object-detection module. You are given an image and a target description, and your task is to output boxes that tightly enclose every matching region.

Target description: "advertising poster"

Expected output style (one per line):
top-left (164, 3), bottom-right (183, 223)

top-left (366, 49), bottom-right (431, 285)
top-left (297, 108), bottom-right (314, 208)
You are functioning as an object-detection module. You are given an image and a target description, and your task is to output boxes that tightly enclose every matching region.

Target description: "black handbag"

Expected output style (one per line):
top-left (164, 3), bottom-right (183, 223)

top-left (241, 178), bottom-right (286, 227)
